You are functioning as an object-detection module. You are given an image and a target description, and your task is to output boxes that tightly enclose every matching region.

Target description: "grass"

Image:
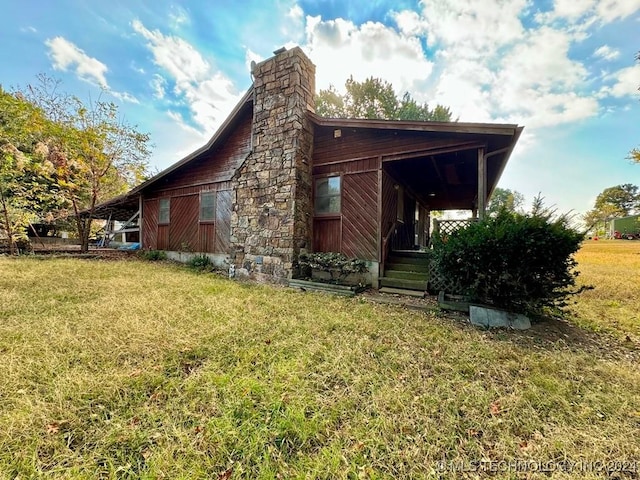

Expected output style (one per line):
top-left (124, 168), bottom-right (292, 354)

top-left (0, 247), bottom-right (639, 479)
top-left (570, 239), bottom-right (640, 339)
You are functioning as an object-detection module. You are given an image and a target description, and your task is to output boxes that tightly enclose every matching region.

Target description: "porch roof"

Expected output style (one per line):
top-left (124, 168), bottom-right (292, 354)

top-left (309, 114), bottom-right (523, 211)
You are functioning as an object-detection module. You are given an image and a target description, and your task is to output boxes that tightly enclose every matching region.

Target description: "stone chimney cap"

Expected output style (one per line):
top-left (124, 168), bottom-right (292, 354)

top-left (273, 47), bottom-right (287, 55)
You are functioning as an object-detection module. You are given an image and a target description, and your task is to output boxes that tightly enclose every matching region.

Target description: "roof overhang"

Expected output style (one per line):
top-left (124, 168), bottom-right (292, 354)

top-left (310, 114), bottom-right (523, 211)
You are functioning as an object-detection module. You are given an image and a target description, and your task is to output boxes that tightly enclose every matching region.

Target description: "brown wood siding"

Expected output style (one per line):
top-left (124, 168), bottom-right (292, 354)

top-left (168, 195), bottom-right (199, 251)
top-left (142, 198), bottom-right (158, 249)
top-left (146, 181), bottom-right (232, 200)
top-left (215, 190), bottom-right (232, 253)
top-left (144, 108), bottom-right (251, 197)
top-left (157, 225), bottom-right (169, 250)
top-left (312, 156), bottom-right (379, 176)
top-left (342, 172), bottom-right (378, 260)
top-left (313, 217), bottom-right (341, 252)
top-left (314, 128), bottom-right (474, 165)
top-left (199, 224), bottom-right (215, 253)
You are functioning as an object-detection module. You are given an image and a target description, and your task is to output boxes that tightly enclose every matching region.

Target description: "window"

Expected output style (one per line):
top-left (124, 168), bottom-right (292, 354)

top-left (200, 191), bottom-right (216, 222)
top-left (158, 198), bottom-right (170, 224)
top-left (315, 175), bottom-right (341, 214)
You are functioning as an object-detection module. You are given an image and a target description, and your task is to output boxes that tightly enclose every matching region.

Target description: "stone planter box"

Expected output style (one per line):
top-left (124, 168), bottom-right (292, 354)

top-left (437, 291), bottom-right (471, 313)
top-left (289, 279), bottom-right (365, 297)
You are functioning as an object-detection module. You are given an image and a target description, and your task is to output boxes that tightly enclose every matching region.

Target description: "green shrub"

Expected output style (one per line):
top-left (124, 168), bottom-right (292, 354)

top-left (433, 204), bottom-right (589, 315)
top-left (298, 252), bottom-right (368, 284)
top-left (187, 254), bottom-right (214, 271)
top-left (140, 250), bottom-right (167, 261)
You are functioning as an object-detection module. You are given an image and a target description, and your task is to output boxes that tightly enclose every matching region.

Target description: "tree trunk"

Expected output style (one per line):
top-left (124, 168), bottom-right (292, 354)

top-left (0, 192), bottom-right (16, 255)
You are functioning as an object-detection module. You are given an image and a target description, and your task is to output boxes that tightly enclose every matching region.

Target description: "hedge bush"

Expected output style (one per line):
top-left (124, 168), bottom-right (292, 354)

top-left (433, 205), bottom-right (588, 315)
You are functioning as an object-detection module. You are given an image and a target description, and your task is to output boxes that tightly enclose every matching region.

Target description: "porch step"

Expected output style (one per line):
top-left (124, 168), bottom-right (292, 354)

top-left (384, 270), bottom-right (429, 281)
top-left (379, 287), bottom-right (425, 298)
top-left (385, 262), bottom-right (430, 273)
top-left (389, 250), bottom-right (430, 260)
top-left (379, 276), bottom-right (428, 291)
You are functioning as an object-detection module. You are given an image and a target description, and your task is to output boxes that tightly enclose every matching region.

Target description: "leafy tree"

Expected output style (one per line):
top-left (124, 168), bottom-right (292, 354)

top-left (487, 187), bottom-right (525, 217)
top-left (316, 77), bottom-right (453, 121)
top-left (23, 76), bottom-right (151, 252)
top-left (0, 88), bottom-right (63, 254)
top-left (583, 183), bottom-right (640, 234)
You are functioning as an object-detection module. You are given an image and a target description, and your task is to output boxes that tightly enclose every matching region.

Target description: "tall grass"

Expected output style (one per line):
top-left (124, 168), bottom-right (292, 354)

top-left (0, 253), bottom-right (638, 479)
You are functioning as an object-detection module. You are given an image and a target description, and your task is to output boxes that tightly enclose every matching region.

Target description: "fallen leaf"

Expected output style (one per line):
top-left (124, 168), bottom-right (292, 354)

top-left (219, 468), bottom-right (233, 480)
top-left (46, 422), bottom-right (60, 434)
top-left (467, 428), bottom-right (481, 437)
top-left (489, 401), bottom-right (501, 416)
top-left (194, 425), bottom-right (204, 434)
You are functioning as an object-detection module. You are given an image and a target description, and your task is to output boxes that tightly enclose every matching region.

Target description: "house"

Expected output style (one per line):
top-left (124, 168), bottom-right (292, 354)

top-left (90, 47), bottom-right (523, 288)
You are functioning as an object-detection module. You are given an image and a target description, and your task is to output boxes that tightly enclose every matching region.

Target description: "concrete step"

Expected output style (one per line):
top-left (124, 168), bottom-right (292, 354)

top-left (384, 270), bottom-right (429, 281)
top-left (387, 254), bottom-right (430, 265)
top-left (379, 277), bottom-right (427, 291)
top-left (379, 287), bottom-right (425, 298)
top-left (390, 250), bottom-right (431, 259)
top-left (385, 262), bottom-right (430, 273)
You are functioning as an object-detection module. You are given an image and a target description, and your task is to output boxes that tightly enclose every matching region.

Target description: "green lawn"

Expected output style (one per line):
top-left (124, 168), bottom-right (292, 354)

top-left (0, 254), bottom-right (639, 479)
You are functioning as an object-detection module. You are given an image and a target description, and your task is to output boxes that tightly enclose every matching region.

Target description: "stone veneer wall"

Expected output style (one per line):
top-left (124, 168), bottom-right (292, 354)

top-left (230, 47), bottom-right (316, 282)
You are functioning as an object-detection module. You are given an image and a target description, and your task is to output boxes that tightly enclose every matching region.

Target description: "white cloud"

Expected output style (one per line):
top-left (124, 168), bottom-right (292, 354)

top-left (593, 45), bottom-right (621, 61)
top-left (132, 20), bottom-right (242, 133)
top-left (45, 36), bottom-right (108, 86)
top-left (303, 16), bottom-right (434, 99)
top-left (540, 0), bottom-right (640, 24)
top-left (20, 26), bottom-right (37, 33)
top-left (169, 5), bottom-right (190, 27)
top-left (596, 0), bottom-right (640, 22)
top-left (601, 64), bottom-right (640, 97)
top-left (150, 74), bottom-right (166, 99)
top-left (111, 90), bottom-right (140, 104)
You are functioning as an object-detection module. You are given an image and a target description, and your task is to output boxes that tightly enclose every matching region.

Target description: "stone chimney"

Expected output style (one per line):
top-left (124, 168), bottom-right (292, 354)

top-left (231, 47), bottom-right (316, 282)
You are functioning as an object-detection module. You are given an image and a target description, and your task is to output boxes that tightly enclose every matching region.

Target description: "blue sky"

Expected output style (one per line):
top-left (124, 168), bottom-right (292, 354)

top-left (1, 0), bottom-right (638, 218)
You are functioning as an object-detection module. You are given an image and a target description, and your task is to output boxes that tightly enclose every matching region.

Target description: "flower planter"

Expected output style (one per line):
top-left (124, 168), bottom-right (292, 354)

top-left (437, 291), bottom-right (471, 313)
top-left (288, 278), bottom-right (365, 297)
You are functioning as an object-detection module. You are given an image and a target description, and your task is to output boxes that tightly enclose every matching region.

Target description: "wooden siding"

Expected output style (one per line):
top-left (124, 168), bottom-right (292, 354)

top-left (145, 181), bottom-right (232, 200)
top-left (215, 190), bottom-right (232, 253)
top-left (168, 195), bottom-right (199, 251)
top-left (313, 217), bottom-right (341, 252)
top-left (342, 172), bottom-right (378, 260)
top-left (199, 224), bottom-right (215, 253)
top-left (313, 156), bottom-right (379, 176)
top-left (157, 225), bottom-right (169, 250)
top-left (314, 127), bottom-right (477, 165)
top-left (144, 108), bottom-right (251, 197)
top-left (142, 199), bottom-right (158, 249)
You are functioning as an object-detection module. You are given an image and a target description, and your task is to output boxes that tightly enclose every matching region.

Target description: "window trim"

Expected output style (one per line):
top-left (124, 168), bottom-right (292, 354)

top-left (158, 198), bottom-right (170, 224)
top-left (314, 174), bottom-right (342, 216)
top-left (199, 191), bottom-right (217, 223)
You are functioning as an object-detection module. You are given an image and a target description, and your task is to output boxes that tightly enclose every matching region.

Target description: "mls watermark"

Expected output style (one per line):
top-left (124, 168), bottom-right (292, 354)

top-left (436, 459), bottom-right (638, 474)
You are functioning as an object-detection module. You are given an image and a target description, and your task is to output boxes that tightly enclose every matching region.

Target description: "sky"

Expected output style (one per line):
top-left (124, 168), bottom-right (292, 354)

top-left (1, 0), bottom-right (639, 218)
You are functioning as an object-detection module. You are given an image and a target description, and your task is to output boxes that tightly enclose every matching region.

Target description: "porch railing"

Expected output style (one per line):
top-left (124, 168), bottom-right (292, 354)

top-left (432, 218), bottom-right (478, 238)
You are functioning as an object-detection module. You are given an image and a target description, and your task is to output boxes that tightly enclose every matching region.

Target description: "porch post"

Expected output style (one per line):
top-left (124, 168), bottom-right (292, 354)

top-left (477, 147), bottom-right (486, 220)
